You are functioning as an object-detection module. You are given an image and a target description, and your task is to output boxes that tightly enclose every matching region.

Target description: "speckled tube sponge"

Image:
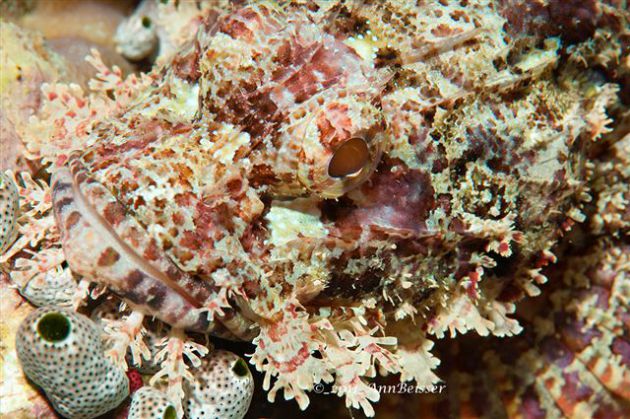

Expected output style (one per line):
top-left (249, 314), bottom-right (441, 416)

top-left (129, 387), bottom-right (177, 419)
top-left (0, 172), bottom-right (19, 254)
top-left (16, 306), bottom-right (129, 419)
top-left (185, 350), bottom-right (254, 419)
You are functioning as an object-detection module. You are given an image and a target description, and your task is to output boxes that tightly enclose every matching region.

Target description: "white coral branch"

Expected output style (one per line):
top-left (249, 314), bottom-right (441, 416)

top-left (103, 311), bottom-right (149, 370)
top-left (10, 247), bottom-right (65, 289)
top-left (72, 279), bottom-right (92, 310)
top-left (398, 338), bottom-right (442, 388)
top-left (151, 328), bottom-right (209, 417)
top-left (251, 298), bottom-right (406, 417)
top-left (1, 172), bottom-right (57, 264)
top-left (428, 292), bottom-right (495, 338)
top-left (86, 49), bottom-right (154, 111)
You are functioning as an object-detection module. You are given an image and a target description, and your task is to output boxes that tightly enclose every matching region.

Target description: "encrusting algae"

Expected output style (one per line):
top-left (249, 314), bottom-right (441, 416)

top-left (0, 1), bottom-right (628, 418)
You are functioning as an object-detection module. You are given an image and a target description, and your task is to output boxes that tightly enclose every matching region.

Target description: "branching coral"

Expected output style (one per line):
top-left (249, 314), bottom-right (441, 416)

top-left (151, 328), bottom-right (209, 417)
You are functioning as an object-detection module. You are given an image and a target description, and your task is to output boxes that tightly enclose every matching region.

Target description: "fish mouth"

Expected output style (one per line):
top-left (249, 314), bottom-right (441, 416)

top-left (51, 158), bottom-right (217, 332)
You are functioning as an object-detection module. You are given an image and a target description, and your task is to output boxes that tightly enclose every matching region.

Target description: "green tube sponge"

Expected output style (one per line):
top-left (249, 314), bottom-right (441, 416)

top-left (16, 306), bottom-right (129, 419)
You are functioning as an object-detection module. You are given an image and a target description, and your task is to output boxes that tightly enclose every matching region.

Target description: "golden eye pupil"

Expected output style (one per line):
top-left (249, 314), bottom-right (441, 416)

top-left (328, 137), bottom-right (370, 178)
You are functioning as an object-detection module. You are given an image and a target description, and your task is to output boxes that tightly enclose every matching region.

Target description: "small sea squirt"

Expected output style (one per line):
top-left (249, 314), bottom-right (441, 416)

top-left (16, 306), bottom-right (130, 419)
top-left (0, 173), bottom-right (19, 254)
top-left (184, 350), bottom-right (254, 419)
top-left (129, 387), bottom-right (177, 419)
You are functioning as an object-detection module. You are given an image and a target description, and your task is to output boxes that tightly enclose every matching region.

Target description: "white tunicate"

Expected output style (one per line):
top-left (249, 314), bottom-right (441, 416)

top-left (184, 350), bottom-right (254, 419)
top-left (0, 172), bottom-right (19, 254)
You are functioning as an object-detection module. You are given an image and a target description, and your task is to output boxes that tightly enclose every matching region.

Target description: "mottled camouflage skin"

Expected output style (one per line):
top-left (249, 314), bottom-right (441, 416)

top-left (40, 0), bottom-right (628, 415)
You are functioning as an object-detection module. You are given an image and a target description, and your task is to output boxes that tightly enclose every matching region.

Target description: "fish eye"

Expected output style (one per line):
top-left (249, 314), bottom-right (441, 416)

top-left (328, 137), bottom-right (370, 178)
